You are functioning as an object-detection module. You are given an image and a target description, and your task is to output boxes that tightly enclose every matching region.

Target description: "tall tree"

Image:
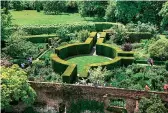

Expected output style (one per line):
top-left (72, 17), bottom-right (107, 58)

top-left (159, 1), bottom-right (168, 30)
top-left (78, 1), bottom-right (107, 17)
top-left (43, 1), bottom-right (67, 14)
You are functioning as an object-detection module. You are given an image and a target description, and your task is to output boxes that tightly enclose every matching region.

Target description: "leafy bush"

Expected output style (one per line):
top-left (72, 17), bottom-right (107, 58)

top-left (26, 60), bottom-right (62, 83)
top-left (121, 43), bottom-right (132, 51)
top-left (89, 66), bottom-right (111, 86)
top-left (148, 39), bottom-right (168, 60)
top-left (109, 25), bottom-right (128, 44)
top-left (56, 27), bottom-right (70, 41)
top-left (125, 21), bottom-right (157, 34)
top-left (1, 65), bottom-right (36, 109)
top-left (107, 64), bottom-right (168, 91)
top-left (159, 1), bottom-right (168, 30)
top-left (1, 9), bottom-right (12, 40)
top-left (77, 1), bottom-right (107, 17)
top-left (4, 29), bottom-right (39, 58)
top-left (139, 94), bottom-right (168, 113)
top-left (75, 30), bottom-right (90, 42)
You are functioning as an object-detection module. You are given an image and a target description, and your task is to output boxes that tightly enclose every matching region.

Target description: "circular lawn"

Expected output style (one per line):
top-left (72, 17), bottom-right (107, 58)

top-left (67, 55), bottom-right (111, 73)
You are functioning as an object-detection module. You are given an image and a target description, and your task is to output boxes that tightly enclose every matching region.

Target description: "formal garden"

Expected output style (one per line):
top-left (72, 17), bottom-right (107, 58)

top-left (1, 1), bottom-right (168, 113)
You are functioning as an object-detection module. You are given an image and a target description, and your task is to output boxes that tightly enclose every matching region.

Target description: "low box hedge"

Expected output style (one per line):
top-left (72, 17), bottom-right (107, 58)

top-left (120, 57), bottom-right (135, 66)
top-left (117, 51), bottom-right (134, 57)
top-left (94, 22), bottom-right (121, 32)
top-left (126, 32), bottom-right (152, 42)
top-left (24, 34), bottom-right (57, 43)
top-left (9, 23), bottom-right (96, 35)
top-left (9, 22), bottom-right (120, 35)
top-left (135, 60), bottom-right (166, 65)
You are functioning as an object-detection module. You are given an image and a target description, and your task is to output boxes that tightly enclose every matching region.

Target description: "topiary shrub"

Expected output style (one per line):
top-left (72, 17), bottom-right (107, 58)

top-left (148, 39), bottom-right (168, 61)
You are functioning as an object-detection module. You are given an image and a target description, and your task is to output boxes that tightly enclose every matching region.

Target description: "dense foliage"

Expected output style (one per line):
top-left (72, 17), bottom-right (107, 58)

top-left (1, 65), bottom-right (36, 110)
top-left (159, 1), bottom-right (168, 30)
top-left (43, 1), bottom-right (66, 14)
top-left (89, 66), bottom-right (111, 86)
top-left (115, 1), bottom-right (164, 25)
top-left (1, 9), bottom-right (12, 40)
top-left (106, 64), bottom-right (168, 91)
top-left (139, 94), bottom-right (168, 113)
top-left (105, 1), bottom-right (116, 22)
top-left (3, 29), bottom-right (39, 58)
top-left (77, 1), bottom-right (107, 17)
top-left (26, 60), bottom-right (62, 83)
top-left (125, 21), bottom-right (157, 34)
top-left (148, 38), bottom-right (168, 61)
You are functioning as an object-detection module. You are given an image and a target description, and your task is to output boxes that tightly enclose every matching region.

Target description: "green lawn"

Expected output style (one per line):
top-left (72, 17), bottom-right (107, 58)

top-left (67, 55), bottom-right (111, 73)
top-left (10, 10), bottom-right (104, 25)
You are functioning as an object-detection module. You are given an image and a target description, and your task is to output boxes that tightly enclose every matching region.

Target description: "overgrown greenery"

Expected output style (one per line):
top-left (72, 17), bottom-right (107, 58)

top-left (1, 65), bottom-right (36, 110)
top-left (107, 64), bottom-right (168, 91)
top-left (148, 38), bottom-right (168, 61)
top-left (139, 94), bottom-right (168, 113)
top-left (3, 29), bottom-right (39, 58)
top-left (26, 60), bottom-right (62, 83)
top-left (1, 8), bottom-right (12, 40)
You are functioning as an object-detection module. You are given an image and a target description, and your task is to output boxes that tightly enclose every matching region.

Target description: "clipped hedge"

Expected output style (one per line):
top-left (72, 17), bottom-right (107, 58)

top-left (117, 51), bottom-right (134, 57)
top-left (126, 32), bottom-right (152, 42)
top-left (9, 23), bottom-right (96, 35)
top-left (97, 38), bottom-right (105, 44)
top-left (9, 22), bottom-right (121, 35)
top-left (62, 64), bottom-right (77, 83)
top-left (85, 38), bottom-right (94, 51)
top-left (51, 54), bottom-right (69, 74)
top-left (94, 22), bottom-right (121, 32)
top-left (89, 32), bottom-right (97, 45)
top-left (96, 43), bottom-right (117, 58)
top-left (134, 60), bottom-right (166, 65)
top-left (120, 57), bottom-right (135, 66)
top-left (51, 54), bottom-right (77, 83)
top-left (24, 34), bottom-right (57, 43)
top-left (55, 43), bottom-right (90, 59)
top-left (99, 32), bottom-right (107, 38)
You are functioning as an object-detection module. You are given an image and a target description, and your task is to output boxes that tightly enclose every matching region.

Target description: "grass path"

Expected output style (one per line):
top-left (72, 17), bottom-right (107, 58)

top-left (10, 10), bottom-right (102, 25)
